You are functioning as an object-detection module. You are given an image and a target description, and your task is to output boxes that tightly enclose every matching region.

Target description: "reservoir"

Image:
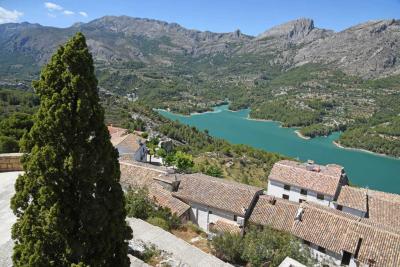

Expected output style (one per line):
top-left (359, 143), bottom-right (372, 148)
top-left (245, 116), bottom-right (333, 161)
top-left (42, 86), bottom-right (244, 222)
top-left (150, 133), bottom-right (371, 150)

top-left (158, 105), bottom-right (400, 194)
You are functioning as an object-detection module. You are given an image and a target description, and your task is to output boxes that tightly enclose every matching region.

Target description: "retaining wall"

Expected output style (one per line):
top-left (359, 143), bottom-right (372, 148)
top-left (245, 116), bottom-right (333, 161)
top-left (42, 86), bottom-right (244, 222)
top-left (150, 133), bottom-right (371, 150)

top-left (0, 153), bottom-right (23, 172)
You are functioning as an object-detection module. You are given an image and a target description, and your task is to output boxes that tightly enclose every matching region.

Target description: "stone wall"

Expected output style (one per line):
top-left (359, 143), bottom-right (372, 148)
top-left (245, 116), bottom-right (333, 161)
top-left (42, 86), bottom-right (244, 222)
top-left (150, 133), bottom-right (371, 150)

top-left (0, 153), bottom-right (23, 172)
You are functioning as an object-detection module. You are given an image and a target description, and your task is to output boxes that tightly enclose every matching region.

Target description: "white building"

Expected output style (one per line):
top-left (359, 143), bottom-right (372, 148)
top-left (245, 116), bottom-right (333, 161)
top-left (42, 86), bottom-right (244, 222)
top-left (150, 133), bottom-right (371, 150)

top-left (335, 185), bottom-right (400, 233)
top-left (267, 160), bottom-right (348, 206)
top-left (250, 195), bottom-right (400, 267)
top-left (172, 173), bottom-right (263, 233)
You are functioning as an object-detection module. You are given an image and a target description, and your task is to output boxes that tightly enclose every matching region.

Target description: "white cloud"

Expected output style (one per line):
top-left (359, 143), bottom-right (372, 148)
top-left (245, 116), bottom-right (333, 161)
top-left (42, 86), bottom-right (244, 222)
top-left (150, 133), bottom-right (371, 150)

top-left (0, 6), bottom-right (23, 24)
top-left (79, 11), bottom-right (88, 17)
top-left (44, 2), bottom-right (63, 11)
top-left (63, 10), bottom-right (74, 15)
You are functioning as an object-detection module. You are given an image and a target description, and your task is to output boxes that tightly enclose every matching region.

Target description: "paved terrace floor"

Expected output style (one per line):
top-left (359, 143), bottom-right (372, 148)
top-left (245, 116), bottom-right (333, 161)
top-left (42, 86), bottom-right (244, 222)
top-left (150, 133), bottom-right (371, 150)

top-left (0, 171), bottom-right (21, 267)
top-left (127, 218), bottom-right (233, 267)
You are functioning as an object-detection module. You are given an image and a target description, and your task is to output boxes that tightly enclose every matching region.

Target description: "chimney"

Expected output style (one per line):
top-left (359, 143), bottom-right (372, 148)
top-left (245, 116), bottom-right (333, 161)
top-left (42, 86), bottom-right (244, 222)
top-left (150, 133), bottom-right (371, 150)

top-left (171, 174), bottom-right (181, 192)
top-left (365, 188), bottom-right (370, 218)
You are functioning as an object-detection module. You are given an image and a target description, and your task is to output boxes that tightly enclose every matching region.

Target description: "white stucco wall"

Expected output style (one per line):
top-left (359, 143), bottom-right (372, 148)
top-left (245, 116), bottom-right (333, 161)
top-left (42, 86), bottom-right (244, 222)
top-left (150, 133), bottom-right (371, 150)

top-left (188, 202), bottom-right (241, 232)
top-left (267, 180), bottom-right (333, 206)
top-left (308, 244), bottom-right (343, 266)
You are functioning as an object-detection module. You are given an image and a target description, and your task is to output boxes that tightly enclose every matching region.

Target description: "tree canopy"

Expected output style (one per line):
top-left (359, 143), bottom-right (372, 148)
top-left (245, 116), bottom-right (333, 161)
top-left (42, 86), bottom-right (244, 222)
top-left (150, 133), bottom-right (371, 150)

top-left (10, 32), bottom-right (132, 267)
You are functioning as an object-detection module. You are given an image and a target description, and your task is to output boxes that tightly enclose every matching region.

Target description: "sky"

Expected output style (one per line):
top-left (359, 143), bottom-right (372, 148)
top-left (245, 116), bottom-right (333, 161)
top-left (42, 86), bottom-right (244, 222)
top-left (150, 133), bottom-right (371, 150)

top-left (0, 0), bottom-right (399, 36)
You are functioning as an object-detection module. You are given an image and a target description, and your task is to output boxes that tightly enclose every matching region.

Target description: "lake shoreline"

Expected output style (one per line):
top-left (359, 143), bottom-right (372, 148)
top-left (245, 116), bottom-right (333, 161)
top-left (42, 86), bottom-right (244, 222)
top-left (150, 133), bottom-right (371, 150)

top-left (332, 141), bottom-right (398, 159)
top-left (161, 106), bottom-right (397, 159)
top-left (246, 115), bottom-right (274, 122)
top-left (295, 130), bottom-right (311, 140)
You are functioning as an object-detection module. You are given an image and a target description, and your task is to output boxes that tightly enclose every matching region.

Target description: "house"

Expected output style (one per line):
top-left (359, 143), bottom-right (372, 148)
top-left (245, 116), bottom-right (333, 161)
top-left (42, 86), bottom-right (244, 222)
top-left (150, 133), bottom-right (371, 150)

top-left (336, 185), bottom-right (400, 230)
top-left (148, 183), bottom-right (190, 221)
top-left (119, 159), bottom-right (190, 220)
top-left (172, 173), bottom-right (263, 233)
top-left (249, 195), bottom-right (400, 267)
top-left (108, 125), bottom-right (145, 155)
top-left (267, 160), bottom-right (348, 206)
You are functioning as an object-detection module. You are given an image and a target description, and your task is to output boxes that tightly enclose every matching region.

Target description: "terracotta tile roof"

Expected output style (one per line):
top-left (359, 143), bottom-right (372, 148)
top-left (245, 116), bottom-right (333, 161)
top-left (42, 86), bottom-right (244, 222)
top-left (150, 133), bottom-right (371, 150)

top-left (249, 195), bottom-right (299, 232)
top-left (108, 125), bottom-right (127, 135)
top-left (336, 186), bottom-right (368, 212)
top-left (108, 126), bottom-right (128, 145)
top-left (148, 183), bottom-right (190, 217)
top-left (209, 219), bottom-right (241, 234)
top-left (368, 197), bottom-right (400, 231)
top-left (291, 203), bottom-right (359, 254)
top-left (250, 197), bottom-right (400, 267)
top-left (119, 160), bottom-right (169, 188)
top-left (116, 134), bottom-right (144, 154)
top-left (337, 185), bottom-right (400, 230)
top-left (173, 173), bottom-right (263, 216)
top-left (119, 161), bottom-right (189, 217)
top-left (296, 203), bottom-right (400, 267)
top-left (269, 160), bottom-right (344, 196)
top-left (346, 223), bottom-right (400, 267)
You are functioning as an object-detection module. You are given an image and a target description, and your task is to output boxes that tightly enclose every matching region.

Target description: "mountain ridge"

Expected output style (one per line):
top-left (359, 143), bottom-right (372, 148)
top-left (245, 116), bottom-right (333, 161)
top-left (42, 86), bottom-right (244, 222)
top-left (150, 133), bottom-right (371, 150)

top-left (1, 15), bottom-right (399, 79)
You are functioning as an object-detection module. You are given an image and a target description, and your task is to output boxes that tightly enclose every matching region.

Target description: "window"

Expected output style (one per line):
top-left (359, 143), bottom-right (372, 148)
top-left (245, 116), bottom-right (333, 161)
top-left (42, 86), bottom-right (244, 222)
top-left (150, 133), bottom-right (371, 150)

top-left (317, 194), bottom-right (324, 200)
top-left (300, 189), bottom-right (307, 195)
top-left (209, 210), bottom-right (213, 214)
top-left (282, 194), bottom-right (289, 200)
top-left (299, 199), bottom-right (305, 203)
top-left (234, 215), bottom-right (237, 221)
top-left (303, 240), bottom-right (311, 246)
top-left (337, 205), bottom-right (343, 211)
top-left (317, 246), bottom-right (326, 253)
top-left (284, 184), bottom-right (291, 191)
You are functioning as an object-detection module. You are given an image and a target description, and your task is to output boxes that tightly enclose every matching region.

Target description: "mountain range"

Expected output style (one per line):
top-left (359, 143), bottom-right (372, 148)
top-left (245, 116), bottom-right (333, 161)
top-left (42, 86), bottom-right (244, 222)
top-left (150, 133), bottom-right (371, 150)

top-left (0, 16), bottom-right (399, 80)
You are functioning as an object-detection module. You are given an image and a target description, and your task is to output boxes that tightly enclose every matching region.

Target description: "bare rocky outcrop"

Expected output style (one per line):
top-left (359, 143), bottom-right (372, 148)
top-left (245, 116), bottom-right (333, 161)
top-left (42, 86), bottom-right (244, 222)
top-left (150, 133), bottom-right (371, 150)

top-left (294, 19), bottom-right (400, 78)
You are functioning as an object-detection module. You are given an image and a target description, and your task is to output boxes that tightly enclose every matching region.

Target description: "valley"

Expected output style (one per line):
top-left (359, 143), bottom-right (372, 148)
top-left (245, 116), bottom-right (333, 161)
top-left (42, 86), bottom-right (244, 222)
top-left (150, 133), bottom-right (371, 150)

top-left (1, 16), bottom-right (400, 157)
top-left (158, 105), bottom-right (400, 194)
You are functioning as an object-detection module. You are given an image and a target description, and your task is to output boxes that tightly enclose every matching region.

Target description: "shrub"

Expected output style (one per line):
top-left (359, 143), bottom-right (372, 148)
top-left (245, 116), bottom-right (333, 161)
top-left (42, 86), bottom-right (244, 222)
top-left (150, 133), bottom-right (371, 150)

top-left (205, 165), bottom-right (223, 177)
top-left (211, 226), bottom-right (313, 267)
top-left (125, 187), bottom-right (181, 230)
top-left (212, 232), bottom-right (243, 263)
top-left (174, 151), bottom-right (194, 173)
top-left (147, 217), bottom-right (169, 231)
top-left (125, 188), bottom-right (153, 219)
top-left (242, 227), bottom-right (313, 267)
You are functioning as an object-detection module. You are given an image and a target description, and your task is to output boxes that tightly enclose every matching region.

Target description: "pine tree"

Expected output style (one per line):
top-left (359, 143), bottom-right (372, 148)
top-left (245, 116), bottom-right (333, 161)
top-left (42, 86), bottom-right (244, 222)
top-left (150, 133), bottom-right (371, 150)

top-left (10, 32), bottom-right (132, 267)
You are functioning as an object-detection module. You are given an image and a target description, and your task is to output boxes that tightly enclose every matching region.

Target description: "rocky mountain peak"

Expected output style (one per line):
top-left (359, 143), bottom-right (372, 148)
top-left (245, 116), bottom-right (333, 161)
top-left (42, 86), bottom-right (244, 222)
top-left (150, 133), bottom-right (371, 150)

top-left (257, 18), bottom-right (316, 40)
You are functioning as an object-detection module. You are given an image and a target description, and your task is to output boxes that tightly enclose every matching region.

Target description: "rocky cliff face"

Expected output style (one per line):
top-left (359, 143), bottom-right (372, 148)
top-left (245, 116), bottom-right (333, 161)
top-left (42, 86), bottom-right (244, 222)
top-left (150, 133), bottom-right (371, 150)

top-left (0, 16), bottom-right (399, 79)
top-left (294, 19), bottom-right (400, 78)
top-left (256, 18), bottom-right (331, 42)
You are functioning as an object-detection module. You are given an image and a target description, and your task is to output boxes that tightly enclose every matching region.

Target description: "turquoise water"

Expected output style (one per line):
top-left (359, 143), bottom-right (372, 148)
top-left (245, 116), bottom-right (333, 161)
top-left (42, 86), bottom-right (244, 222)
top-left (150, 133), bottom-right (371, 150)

top-left (158, 105), bottom-right (400, 194)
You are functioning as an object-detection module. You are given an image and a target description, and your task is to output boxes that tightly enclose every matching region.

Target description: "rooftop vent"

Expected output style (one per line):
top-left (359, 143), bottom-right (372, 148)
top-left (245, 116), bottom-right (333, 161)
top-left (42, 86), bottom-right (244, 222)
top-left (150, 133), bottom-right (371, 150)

top-left (306, 160), bottom-right (321, 172)
top-left (267, 196), bottom-right (276, 205)
top-left (295, 207), bottom-right (304, 221)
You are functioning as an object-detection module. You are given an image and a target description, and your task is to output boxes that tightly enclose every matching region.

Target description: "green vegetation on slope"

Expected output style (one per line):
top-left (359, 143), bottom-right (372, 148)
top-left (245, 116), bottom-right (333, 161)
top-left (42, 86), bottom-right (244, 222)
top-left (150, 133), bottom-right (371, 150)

top-left (250, 98), bottom-right (322, 127)
top-left (0, 88), bottom-right (39, 152)
top-left (338, 94), bottom-right (400, 157)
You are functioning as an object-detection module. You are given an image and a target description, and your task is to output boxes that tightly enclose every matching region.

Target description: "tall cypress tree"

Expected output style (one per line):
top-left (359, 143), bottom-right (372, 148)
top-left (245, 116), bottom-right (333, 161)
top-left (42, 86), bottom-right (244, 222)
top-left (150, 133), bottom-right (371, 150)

top-left (10, 33), bottom-right (132, 267)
